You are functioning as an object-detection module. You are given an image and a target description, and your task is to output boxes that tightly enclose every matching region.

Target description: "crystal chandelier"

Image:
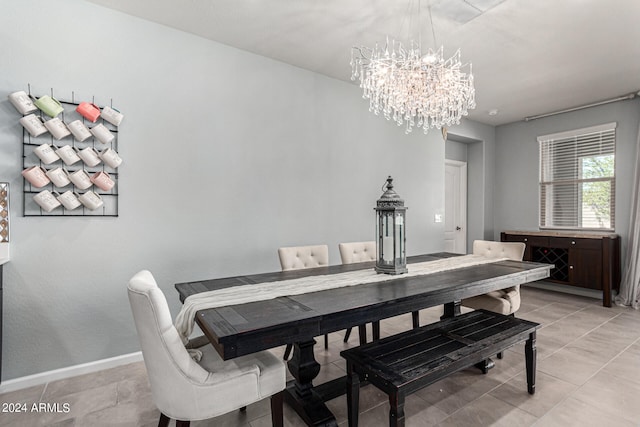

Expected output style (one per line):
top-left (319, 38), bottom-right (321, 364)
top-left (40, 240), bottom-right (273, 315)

top-left (350, 17), bottom-right (476, 134)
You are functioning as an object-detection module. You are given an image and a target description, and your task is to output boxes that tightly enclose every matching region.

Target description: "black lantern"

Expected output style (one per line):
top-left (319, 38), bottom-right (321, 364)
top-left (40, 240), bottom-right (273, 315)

top-left (375, 176), bottom-right (407, 275)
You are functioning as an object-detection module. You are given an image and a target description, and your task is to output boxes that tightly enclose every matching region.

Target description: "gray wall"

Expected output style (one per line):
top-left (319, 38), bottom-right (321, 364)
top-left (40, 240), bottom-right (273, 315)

top-left (0, 0), bottom-right (495, 380)
top-left (445, 140), bottom-right (468, 163)
top-left (494, 98), bottom-right (640, 271)
top-left (445, 124), bottom-right (497, 253)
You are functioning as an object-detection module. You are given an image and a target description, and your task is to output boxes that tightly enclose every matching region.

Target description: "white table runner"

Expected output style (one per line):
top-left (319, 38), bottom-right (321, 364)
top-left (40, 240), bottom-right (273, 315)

top-left (175, 254), bottom-right (507, 343)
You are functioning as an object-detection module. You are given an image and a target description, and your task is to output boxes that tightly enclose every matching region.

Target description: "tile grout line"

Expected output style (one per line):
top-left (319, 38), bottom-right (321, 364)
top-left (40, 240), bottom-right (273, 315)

top-left (38, 382), bottom-right (48, 404)
top-left (488, 302), bottom-right (625, 424)
top-left (532, 317), bottom-right (639, 426)
top-left (534, 336), bottom-right (640, 426)
top-left (530, 306), bottom-right (623, 362)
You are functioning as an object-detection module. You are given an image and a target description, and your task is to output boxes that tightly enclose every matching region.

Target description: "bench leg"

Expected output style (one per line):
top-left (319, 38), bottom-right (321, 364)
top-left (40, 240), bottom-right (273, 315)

top-left (412, 311), bottom-right (420, 328)
top-left (525, 331), bottom-right (537, 395)
top-left (346, 361), bottom-right (360, 427)
top-left (389, 391), bottom-right (405, 427)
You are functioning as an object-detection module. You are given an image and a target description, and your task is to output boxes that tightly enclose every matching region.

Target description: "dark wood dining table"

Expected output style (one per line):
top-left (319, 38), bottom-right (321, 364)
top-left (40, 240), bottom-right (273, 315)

top-left (175, 253), bottom-right (552, 426)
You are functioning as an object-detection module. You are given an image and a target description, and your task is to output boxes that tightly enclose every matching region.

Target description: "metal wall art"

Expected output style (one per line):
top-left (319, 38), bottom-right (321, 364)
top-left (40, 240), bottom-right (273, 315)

top-left (0, 183), bottom-right (8, 242)
top-left (9, 86), bottom-right (122, 217)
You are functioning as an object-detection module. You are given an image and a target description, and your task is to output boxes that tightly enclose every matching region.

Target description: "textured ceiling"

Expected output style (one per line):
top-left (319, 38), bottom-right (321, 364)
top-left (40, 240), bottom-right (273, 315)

top-left (86, 0), bottom-right (640, 126)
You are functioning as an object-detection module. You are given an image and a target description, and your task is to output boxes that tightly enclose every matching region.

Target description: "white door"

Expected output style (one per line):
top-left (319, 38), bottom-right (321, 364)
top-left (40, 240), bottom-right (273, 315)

top-left (444, 160), bottom-right (467, 253)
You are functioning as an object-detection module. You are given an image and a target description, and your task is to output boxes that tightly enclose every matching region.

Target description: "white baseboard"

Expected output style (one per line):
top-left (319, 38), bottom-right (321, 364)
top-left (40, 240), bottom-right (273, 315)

top-left (0, 351), bottom-right (143, 394)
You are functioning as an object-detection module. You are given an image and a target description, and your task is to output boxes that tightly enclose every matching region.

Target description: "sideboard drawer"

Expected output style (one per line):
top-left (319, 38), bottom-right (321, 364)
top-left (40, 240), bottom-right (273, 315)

top-left (549, 236), bottom-right (602, 250)
top-left (503, 234), bottom-right (549, 247)
top-left (566, 237), bottom-right (602, 250)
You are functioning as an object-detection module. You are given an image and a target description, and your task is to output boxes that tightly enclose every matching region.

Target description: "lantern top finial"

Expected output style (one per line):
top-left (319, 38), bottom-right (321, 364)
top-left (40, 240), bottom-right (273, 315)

top-left (377, 176), bottom-right (404, 208)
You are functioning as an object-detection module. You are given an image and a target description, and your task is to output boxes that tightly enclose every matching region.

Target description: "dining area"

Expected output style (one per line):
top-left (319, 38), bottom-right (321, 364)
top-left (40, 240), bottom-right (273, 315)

top-left (117, 176), bottom-right (553, 427)
top-left (125, 183), bottom-right (553, 427)
top-left (118, 227), bottom-right (640, 427)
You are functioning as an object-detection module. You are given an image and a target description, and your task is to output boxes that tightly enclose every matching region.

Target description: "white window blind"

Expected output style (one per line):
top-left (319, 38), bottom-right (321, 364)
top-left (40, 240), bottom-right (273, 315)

top-left (538, 123), bottom-right (616, 230)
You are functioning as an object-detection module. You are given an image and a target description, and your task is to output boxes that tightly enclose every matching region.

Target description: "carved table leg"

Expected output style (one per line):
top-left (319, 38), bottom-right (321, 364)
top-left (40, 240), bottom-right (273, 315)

top-left (285, 339), bottom-right (338, 426)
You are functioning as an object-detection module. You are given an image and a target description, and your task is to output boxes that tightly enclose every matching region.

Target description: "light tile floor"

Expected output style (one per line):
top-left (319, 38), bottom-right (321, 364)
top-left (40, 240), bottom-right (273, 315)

top-left (2, 286), bottom-right (640, 426)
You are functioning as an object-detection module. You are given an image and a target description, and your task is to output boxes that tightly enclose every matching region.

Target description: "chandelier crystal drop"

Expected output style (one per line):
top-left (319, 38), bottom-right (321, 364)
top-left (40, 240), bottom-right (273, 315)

top-left (350, 39), bottom-right (476, 134)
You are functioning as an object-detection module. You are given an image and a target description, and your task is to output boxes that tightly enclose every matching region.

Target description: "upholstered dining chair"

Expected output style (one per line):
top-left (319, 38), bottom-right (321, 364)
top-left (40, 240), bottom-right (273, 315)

top-left (338, 241), bottom-right (381, 344)
top-left (338, 241), bottom-right (376, 265)
top-left (127, 270), bottom-right (286, 427)
top-left (462, 240), bottom-right (526, 370)
top-left (278, 244), bottom-right (329, 271)
top-left (278, 244), bottom-right (329, 359)
top-left (462, 240), bottom-right (527, 315)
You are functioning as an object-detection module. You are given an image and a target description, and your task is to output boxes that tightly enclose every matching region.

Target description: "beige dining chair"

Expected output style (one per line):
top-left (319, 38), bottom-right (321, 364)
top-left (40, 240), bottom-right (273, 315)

top-left (278, 244), bottom-right (329, 359)
top-left (462, 240), bottom-right (527, 315)
top-left (127, 270), bottom-right (286, 427)
top-left (462, 240), bottom-right (526, 369)
top-left (278, 244), bottom-right (329, 271)
top-left (338, 241), bottom-right (380, 344)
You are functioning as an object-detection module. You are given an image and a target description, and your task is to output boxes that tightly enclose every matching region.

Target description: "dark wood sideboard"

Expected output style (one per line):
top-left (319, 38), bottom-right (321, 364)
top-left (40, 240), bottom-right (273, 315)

top-left (501, 231), bottom-right (620, 307)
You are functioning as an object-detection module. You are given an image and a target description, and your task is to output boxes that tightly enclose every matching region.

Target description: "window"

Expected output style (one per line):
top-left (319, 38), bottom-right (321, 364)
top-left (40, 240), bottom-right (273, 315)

top-left (538, 123), bottom-right (616, 230)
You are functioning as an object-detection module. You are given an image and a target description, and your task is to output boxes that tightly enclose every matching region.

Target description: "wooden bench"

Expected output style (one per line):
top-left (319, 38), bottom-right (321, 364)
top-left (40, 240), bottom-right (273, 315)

top-left (340, 309), bottom-right (540, 427)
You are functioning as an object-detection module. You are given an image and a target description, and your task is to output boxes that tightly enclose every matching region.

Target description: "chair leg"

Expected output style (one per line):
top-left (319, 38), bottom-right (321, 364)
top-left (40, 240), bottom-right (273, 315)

top-left (474, 358), bottom-right (495, 374)
top-left (158, 413), bottom-right (170, 427)
top-left (497, 351), bottom-right (503, 359)
top-left (343, 327), bottom-right (353, 342)
top-left (283, 343), bottom-right (292, 360)
top-left (324, 333), bottom-right (329, 349)
top-left (358, 324), bottom-right (367, 345)
top-left (412, 311), bottom-right (420, 328)
top-left (239, 406), bottom-right (247, 412)
top-left (372, 320), bottom-right (380, 341)
top-left (353, 322), bottom-right (380, 345)
top-left (271, 390), bottom-right (284, 427)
